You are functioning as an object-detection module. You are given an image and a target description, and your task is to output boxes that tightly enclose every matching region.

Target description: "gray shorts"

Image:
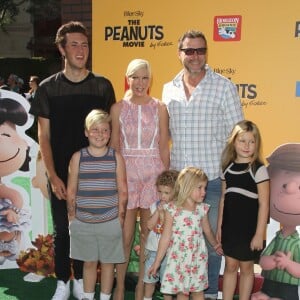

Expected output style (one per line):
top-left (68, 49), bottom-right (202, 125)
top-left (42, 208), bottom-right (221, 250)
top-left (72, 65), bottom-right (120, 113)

top-left (69, 218), bottom-right (125, 263)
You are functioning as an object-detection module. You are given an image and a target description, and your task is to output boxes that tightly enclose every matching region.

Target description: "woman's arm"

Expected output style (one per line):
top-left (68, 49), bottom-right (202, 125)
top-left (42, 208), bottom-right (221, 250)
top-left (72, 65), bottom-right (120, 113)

top-left (109, 102), bottom-right (121, 152)
top-left (158, 101), bottom-right (170, 169)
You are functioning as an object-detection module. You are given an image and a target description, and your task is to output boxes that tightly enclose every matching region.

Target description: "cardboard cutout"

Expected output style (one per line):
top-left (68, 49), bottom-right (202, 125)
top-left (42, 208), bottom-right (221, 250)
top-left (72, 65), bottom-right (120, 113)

top-left (0, 90), bottom-right (32, 267)
top-left (251, 143), bottom-right (300, 300)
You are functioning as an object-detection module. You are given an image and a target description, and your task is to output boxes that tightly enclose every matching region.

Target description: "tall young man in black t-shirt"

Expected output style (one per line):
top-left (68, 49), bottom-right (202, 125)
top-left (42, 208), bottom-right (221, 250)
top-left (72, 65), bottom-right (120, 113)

top-left (30, 21), bottom-right (116, 300)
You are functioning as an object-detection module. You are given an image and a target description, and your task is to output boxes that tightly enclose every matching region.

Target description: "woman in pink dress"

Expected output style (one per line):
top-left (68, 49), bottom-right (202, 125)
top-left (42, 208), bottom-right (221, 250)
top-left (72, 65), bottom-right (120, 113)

top-left (110, 58), bottom-right (170, 300)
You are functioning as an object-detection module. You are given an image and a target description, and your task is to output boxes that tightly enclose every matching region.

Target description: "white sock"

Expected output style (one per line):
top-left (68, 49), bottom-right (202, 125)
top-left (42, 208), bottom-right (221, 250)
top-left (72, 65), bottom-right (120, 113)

top-left (100, 292), bottom-right (111, 300)
top-left (83, 292), bottom-right (95, 300)
top-left (144, 297), bottom-right (152, 300)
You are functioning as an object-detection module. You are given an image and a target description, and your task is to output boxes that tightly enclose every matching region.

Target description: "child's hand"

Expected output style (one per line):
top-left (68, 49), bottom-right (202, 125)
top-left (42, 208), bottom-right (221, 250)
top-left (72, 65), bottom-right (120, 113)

top-left (213, 243), bottom-right (223, 255)
top-left (157, 202), bottom-right (164, 212)
top-left (133, 245), bottom-right (141, 256)
top-left (250, 235), bottom-right (263, 251)
top-left (68, 214), bottom-right (75, 223)
top-left (1, 209), bottom-right (19, 223)
top-left (274, 251), bottom-right (291, 270)
top-left (148, 263), bottom-right (159, 278)
top-left (259, 254), bottom-right (277, 270)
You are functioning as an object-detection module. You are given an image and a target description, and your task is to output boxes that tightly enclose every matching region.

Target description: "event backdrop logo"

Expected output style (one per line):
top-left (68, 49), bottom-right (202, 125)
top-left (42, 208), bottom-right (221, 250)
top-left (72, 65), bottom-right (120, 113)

top-left (104, 10), bottom-right (173, 49)
top-left (214, 67), bottom-right (267, 109)
top-left (213, 15), bottom-right (242, 41)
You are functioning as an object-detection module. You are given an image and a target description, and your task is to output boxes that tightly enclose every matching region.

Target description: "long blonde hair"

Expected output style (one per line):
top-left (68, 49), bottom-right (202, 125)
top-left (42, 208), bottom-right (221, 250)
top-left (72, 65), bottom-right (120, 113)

top-left (173, 167), bottom-right (208, 207)
top-left (221, 120), bottom-right (263, 172)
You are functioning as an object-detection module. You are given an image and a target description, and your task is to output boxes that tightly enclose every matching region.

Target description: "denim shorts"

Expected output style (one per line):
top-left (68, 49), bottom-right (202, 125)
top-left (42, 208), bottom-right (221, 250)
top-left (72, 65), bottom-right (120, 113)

top-left (143, 249), bottom-right (167, 284)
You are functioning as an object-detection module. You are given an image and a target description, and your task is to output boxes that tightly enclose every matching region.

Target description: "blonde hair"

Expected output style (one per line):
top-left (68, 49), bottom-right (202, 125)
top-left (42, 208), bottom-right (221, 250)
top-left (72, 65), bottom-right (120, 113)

top-left (84, 109), bottom-right (111, 130)
top-left (174, 167), bottom-right (208, 207)
top-left (124, 58), bottom-right (151, 98)
top-left (221, 120), bottom-right (263, 172)
top-left (126, 58), bottom-right (151, 78)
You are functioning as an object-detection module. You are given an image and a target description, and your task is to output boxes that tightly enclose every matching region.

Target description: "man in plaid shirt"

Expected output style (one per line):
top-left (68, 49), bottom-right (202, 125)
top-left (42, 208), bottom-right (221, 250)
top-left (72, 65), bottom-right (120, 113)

top-left (162, 30), bottom-right (244, 300)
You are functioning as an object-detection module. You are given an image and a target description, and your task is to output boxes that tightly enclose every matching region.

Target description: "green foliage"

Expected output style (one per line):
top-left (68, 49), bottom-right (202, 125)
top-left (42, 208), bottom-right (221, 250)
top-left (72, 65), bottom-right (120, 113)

top-left (0, 0), bottom-right (28, 31)
top-left (0, 0), bottom-right (60, 32)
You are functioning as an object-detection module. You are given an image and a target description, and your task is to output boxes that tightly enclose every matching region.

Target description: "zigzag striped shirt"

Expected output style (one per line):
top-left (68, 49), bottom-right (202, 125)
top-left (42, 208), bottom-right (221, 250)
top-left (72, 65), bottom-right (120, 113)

top-left (75, 147), bottom-right (118, 223)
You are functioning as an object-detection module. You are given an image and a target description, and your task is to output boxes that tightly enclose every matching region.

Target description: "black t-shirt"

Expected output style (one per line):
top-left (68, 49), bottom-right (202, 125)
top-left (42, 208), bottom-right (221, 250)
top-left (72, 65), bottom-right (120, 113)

top-left (29, 71), bottom-right (116, 183)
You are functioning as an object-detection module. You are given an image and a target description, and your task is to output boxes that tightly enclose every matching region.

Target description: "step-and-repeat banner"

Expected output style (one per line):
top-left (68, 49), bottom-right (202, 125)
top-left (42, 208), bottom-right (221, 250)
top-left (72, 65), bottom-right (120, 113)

top-left (92, 0), bottom-right (300, 158)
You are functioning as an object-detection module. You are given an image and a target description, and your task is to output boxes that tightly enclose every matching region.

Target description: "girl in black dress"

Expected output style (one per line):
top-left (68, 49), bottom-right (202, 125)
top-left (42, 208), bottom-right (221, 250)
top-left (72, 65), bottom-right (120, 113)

top-left (216, 120), bottom-right (270, 300)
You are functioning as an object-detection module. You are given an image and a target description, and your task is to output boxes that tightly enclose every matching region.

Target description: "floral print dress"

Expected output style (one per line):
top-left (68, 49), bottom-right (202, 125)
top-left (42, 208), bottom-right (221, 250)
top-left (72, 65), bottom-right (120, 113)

top-left (160, 202), bottom-right (210, 295)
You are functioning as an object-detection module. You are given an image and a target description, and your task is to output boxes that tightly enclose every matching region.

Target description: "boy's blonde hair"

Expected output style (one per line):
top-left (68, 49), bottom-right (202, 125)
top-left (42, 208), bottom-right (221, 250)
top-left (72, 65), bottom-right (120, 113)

top-left (174, 167), bottom-right (208, 207)
top-left (85, 109), bottom-right (111, 130)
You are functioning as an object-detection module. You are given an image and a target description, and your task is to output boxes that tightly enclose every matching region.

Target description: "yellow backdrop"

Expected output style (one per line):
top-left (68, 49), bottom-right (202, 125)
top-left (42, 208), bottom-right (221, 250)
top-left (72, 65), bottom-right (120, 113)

top-left (92, 0), bottom-right (300, 158)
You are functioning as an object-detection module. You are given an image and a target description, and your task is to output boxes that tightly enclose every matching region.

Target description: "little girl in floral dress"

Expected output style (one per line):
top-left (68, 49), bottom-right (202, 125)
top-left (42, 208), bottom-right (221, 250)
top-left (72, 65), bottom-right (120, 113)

top-left (148, 167), bottom-right (222, 300)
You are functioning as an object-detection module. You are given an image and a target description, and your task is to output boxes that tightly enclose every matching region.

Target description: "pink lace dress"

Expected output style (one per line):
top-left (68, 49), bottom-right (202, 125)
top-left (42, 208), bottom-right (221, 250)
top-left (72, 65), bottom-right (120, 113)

top-left (119, 98), bottom-right (165, 209)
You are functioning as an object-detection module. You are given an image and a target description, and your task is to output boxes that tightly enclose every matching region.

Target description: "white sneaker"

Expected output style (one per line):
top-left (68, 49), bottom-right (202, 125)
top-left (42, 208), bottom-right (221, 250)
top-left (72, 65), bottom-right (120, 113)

top-left (51, 280), bottom-right (70, 300)
top-left (73, 278), bottom-right (84, 299)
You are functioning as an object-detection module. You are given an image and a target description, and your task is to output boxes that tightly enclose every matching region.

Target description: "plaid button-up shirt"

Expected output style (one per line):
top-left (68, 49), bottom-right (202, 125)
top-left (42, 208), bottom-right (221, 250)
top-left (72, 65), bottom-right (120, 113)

top-left (162, 65), bottom-right (244, 180)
